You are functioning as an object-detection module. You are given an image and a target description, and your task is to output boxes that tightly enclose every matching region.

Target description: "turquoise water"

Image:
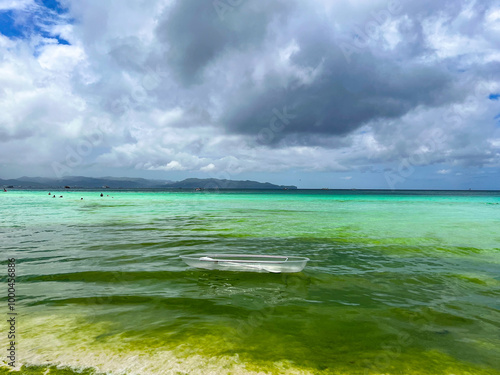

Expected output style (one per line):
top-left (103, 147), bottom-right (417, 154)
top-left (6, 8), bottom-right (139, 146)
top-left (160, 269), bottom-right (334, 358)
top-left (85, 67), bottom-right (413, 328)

top-left (1, 190), bottom-right (499, 374)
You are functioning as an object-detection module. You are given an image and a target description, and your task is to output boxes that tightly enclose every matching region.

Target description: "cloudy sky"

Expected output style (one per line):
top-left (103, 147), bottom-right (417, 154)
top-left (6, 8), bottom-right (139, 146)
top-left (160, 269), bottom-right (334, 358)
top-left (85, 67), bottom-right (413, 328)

top-left (0, 0), bottom-right (499, 189)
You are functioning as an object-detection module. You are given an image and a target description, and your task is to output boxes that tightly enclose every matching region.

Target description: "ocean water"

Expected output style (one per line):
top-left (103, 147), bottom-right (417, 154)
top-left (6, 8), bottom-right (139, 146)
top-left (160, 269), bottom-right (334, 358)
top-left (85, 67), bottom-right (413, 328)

top-left (0, 189), bottom-right (499, 375)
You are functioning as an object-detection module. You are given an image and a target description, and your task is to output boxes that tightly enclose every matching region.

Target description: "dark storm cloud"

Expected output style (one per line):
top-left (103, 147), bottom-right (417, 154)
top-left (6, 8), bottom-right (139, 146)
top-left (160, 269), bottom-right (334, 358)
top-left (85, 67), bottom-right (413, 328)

top-left (219, 24), bottom-right (455, 140)
top-left (223, 55), bottom-right (455, 139)
top-left (152, 0), bottom-right (496, 143)
top-left (156, 0), bottom-right (291, 85)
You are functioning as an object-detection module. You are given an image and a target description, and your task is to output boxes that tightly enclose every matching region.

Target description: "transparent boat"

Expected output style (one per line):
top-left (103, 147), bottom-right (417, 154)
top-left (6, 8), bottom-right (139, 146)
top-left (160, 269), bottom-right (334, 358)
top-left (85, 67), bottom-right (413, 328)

top-left (179, 254), bottom-right (309, 273)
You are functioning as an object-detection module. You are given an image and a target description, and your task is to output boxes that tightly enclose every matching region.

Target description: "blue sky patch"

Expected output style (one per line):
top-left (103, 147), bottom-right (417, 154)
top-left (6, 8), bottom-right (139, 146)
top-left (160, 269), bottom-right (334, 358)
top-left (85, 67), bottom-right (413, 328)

top-left (39, 0), bottom-right (67, 15)
top-left (0, 10), bottom-right (25, 38)
top-left (0, 1), bottom-right (70, 44)
top-left (489, 93), bottom-right (500, 100)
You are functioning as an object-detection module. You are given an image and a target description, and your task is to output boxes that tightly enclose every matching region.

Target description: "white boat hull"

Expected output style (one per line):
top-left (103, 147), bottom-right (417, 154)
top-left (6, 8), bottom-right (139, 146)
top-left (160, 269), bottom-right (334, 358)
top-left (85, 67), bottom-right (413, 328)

top-left (180, 254), bottom-right (309, 273)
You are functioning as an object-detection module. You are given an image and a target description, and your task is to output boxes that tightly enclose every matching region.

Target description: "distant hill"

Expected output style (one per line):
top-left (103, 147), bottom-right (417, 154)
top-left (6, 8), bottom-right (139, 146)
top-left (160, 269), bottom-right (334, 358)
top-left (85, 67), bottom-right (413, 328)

top-left (0, 176), bottom-right (297, 190)
top-left (162, 178), bottom-right (296, 190)
top-left (0, 178), bottom-right (47, 188)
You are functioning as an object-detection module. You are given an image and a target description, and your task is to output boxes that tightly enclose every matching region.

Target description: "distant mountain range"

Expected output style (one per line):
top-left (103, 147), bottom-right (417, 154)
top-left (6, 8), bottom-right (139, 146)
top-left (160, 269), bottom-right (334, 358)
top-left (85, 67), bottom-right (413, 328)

top-left (0, 176), bottom-right (297, 190)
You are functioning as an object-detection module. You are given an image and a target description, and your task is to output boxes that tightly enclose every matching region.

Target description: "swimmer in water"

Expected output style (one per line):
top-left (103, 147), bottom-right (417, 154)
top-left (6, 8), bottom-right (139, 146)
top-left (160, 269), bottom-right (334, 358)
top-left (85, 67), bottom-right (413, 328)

top-left (100, 193), bottom-right (103, 197)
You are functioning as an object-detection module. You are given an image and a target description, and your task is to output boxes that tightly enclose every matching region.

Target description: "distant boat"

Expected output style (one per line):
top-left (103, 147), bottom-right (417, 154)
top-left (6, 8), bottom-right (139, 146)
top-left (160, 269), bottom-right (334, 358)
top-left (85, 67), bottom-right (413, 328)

top-left (180, 254), bottom-right (309, 273)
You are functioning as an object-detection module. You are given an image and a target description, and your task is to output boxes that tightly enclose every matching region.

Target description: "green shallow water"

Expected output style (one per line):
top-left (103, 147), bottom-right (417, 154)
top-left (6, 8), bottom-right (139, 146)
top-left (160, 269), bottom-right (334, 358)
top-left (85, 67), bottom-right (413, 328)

top-left (0, 190), bottom-right (500, 374)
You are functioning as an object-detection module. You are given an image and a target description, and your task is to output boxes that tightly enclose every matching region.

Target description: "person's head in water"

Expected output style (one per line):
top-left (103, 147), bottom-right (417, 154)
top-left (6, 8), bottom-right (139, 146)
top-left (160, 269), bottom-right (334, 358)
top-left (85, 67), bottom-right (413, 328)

top-left (100, 193), bottom-right (103, 197)
top-left (81, 198), bottom-right (83, 200)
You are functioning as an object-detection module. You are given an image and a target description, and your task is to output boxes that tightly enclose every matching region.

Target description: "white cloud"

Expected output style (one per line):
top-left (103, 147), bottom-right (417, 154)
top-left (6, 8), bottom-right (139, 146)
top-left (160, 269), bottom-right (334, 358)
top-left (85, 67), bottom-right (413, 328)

top-left (0, 0), bottom-right (34, 11)
top-left (0, 0), bottom-right (499, 188)
top-left (37, 43), bottom-right (85, 72)
top-left (163, 161), bottom-right (185, 171)
top-left (200, 163), bottom-right (216, 172)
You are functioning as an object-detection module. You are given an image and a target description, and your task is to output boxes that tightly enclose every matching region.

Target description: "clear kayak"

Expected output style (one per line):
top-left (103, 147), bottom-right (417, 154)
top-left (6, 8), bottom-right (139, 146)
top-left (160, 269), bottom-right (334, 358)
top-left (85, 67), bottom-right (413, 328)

top-left (179, 254), bottom-right (309, 273)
